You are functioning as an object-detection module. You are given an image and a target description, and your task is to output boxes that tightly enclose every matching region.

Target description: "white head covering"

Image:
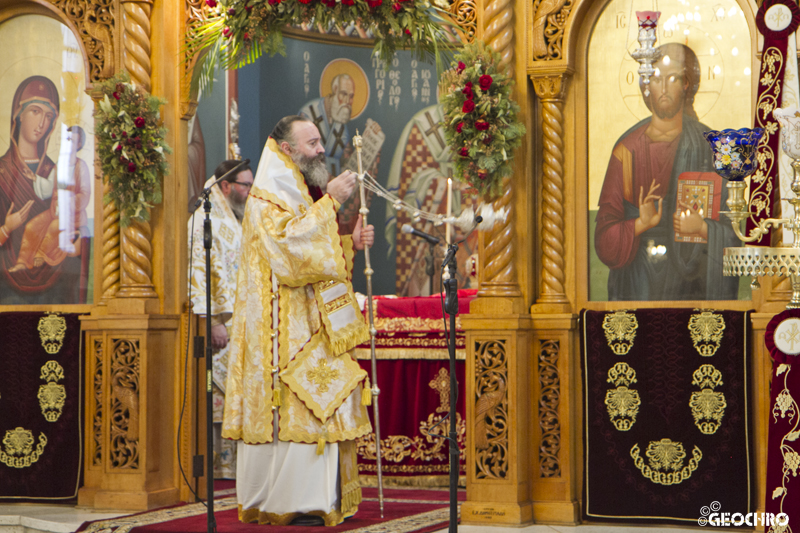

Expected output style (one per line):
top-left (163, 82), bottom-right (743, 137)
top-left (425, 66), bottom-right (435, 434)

top-left (250, 137), bottom-right (312, 216)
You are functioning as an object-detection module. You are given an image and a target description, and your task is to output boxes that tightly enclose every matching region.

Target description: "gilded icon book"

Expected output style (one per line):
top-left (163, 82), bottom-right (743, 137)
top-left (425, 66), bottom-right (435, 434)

top-left (675, 172), bottom-right (723, 244)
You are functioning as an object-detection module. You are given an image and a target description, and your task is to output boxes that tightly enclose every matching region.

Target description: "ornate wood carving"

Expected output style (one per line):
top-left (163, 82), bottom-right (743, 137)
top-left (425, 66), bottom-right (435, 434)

top-left (49, 0), bottom-right (115, 82)
top-left (121, 0), bottom-right (152, 92)
top-left (474, 339), bottom-right (508, 479)
top-left (101, 179), bottom-right (121, 302)
top-left (444, 0), bottom-right (477, 43)
top-left (92, 338), bottom-right (103, 467)
top-left (538, 339), bottom-right (561, 477)
top-left (532, 74), bottom-right (569, 304)
top-left (478, 0), bottom-right (521, 299)
top-left (531, 0), bottom-right (574, 61)
top-left (109, 338), bottom-right (140, 469)
top-left (117, 219), bottom-right (157, 298)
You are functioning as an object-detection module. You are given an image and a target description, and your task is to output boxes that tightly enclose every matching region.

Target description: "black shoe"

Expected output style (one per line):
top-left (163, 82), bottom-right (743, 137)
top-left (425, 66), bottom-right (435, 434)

top-left (290, 515), bottom-right (325, 526)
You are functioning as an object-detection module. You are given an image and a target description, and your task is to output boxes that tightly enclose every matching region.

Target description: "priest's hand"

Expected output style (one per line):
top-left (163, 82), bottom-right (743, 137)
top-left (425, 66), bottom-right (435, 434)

top-left (211, 323), bottom-right (228, 350)
top-left (327, 170), bottom-right (357, 205)
top-left (353, 216), bottom-right (375, 250)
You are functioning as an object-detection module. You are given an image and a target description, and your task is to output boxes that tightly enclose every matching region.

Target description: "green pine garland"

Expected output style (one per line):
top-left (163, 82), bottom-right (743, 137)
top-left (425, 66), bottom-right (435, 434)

top-left (95, 72), bottom-right (171, 227)
top-left (440, 41), bottom-right (525, 199)
top-left (189, 0), bottom-right (451, 94)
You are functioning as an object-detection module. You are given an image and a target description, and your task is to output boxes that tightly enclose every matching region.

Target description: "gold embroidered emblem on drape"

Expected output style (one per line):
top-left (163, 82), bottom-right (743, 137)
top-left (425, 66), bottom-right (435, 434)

top-left (630, 438), bottom-right (702, 485)
top-left (690, 364), bottom-right (726, 435)
top-left (688, 311), bottom-right (725, 356)
top-left (38, 361), bottom-right (66, 422)
top-left (602, 311), bottom-right (638, 355)
top-left (38, 314), bottom-right (67, 355)
top-left (605, 362), bottom-right (640, 431)
top-left (1, 428), bottom-right (47, 468)
top-left (307, 360), bottom-right (340, 394)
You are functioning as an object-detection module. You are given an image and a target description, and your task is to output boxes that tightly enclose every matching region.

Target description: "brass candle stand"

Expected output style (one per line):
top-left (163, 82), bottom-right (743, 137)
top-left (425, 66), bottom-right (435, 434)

top-left (719, 109), bottom-right (800, 309)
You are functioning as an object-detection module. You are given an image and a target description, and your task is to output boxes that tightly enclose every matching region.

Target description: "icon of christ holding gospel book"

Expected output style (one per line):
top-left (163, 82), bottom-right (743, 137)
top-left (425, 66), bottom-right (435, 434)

top-left (594, 43), bottom-right (740, 301)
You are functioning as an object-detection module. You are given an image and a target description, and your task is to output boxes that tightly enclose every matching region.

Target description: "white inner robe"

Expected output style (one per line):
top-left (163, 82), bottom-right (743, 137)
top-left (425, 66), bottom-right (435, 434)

top-left (236, 440), bottom-right (340, 515)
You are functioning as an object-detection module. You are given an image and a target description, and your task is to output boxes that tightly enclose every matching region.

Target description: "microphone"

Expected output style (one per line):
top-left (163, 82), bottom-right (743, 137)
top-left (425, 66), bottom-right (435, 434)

top-left (401, 223), bottom-right (440, 245)
top-left (193, 158), bottom-right (251, 209)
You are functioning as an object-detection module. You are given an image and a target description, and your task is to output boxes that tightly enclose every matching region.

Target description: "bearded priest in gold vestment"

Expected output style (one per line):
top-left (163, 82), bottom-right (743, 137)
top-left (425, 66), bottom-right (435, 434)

top-left (222, 115), bottom-right (375, 527)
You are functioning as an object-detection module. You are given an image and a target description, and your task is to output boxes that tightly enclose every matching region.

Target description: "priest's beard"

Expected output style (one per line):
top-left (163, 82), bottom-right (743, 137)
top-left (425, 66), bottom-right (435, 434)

top-left (293, 152), bottom-right (329, 188)
top-left (226, 189), bottom-right (247, 221)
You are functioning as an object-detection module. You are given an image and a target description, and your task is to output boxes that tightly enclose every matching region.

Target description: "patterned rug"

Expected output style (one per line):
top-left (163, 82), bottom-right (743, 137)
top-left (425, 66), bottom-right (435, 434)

top-left (581, 308), bottom-right (753, 526)
top-left (77, 487), bottom-right (462, 532)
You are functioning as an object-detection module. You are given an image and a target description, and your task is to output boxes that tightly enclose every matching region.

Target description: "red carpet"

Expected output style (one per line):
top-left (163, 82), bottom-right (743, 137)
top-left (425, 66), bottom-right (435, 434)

top-left (77, 487), bottom-right (464, 533)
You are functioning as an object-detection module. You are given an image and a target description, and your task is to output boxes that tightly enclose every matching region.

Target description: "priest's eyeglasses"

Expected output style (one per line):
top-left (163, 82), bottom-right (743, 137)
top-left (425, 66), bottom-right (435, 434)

top-left (233, 181), bottom-right (253, 189)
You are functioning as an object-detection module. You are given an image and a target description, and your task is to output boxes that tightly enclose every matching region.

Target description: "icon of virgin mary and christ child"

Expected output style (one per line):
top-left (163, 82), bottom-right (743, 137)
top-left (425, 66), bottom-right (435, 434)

top-left (0, 75), bottom-right (91, 304)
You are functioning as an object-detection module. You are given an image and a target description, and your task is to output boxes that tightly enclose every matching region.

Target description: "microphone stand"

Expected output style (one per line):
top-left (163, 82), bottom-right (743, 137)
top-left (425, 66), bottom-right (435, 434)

top-left (443, 243), bottom-right (459, 533)
top-left (427, 242), bottom-right (435, 296)
top-left (193, 158), bottom-right (248, 533)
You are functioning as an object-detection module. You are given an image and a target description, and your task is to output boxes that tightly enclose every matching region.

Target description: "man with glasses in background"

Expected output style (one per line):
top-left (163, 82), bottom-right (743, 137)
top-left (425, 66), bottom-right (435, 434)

top-left (188, 159), bottom-right (253, 479)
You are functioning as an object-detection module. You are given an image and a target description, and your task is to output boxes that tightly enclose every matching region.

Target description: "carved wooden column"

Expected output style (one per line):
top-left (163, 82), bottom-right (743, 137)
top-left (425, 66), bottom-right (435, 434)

top-left (532, 73), bottom-right (569, 309)
top-left (461, 0), bottom-right (536, 526)
top-left (79, 0), bottom-right (183, 511)
top-left (474, 0), bottom-right (523, 312)
top-left (111, 0), bottom-right (158, 310)
top-left (99, 179), bottom-right (121, 304)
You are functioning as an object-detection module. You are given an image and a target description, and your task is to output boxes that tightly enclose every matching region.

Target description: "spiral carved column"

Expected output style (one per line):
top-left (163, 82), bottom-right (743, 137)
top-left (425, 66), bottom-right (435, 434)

top-left (532, 75), bottom-right (569, 304)
top-left (115, 0), bottom-right (156, 300)
top-left (116, 220), bottom-right (158, 298)
top-left (477, 0), bottom-right (521, 299)
top-left (122, 0), bottom-right (152, 92)
top-left (100, 179), bottom-right (121, 302)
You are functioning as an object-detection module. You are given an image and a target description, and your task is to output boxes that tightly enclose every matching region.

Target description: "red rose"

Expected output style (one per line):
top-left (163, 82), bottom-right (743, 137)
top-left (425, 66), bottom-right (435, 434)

top-left (479, 74), bottom-right (493, 91)
top-left (227, 8), bottom-right (236, 14)
top-left (465, 81), bottom-right (473, 88)
top-left (115, 145), bottom-right (122, 152)
top-left (459, 147), bottom-right (469, 157)
top-left (367, 0), bottom-right (382, 6)
top-left (134, 117), bottom-right (145, 128)
top-left (393, 2), bottom-right (402, 11)
top-left (462, 99), bottom-right (475, 113)
top-left (269, 0), bottom-right (281, 5)
top-left (478, 171), bottom-right (487, 180)
top-left (128, 162), bottom-right (137, 173)
top-left (111, 133), bottom-right (116, 139)
top-left (475, 121), bottom-right (489, 131)
top-left (222, 26), bottom-right (232, 37)
top-left (456, 122), bottom-right (464, 133)
top-left (205, 0), bottom-right (216, 7)
top-left (245, 4), bottom-right (253, 11)
top-left (404, 28), bottom-right (411, 35)
top-left (122, 131), bottom-right (128, 138)
top-left (342, 0), bottom-right (354, 4)
top-left (112, 92), bottom-right (120, 100)
top-left (243, 32), bottom-right (250, 39)
top-left (457, 61), bottom-right (466, 73)
top-left (462, 86), bottom-right (473, 100)
top-left (483, 135), bottom-right (492, 145)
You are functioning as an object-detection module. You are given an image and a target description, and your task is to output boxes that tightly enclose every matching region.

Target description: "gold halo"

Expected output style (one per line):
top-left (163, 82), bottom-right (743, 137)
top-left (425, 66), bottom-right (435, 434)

top-left (318, 59), bottom-right (369, 120)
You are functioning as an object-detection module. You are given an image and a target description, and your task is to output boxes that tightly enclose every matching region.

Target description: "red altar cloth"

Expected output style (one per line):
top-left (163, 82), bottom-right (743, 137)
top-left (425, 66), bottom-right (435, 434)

top-left (373, 289), bottom-right (477, 319)
top-left (354, 291), bottom-right (474, 486)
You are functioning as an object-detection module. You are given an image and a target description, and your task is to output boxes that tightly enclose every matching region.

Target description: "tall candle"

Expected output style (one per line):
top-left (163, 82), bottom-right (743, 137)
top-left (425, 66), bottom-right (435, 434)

top-left (446, 178), bottom-right (453, 244)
